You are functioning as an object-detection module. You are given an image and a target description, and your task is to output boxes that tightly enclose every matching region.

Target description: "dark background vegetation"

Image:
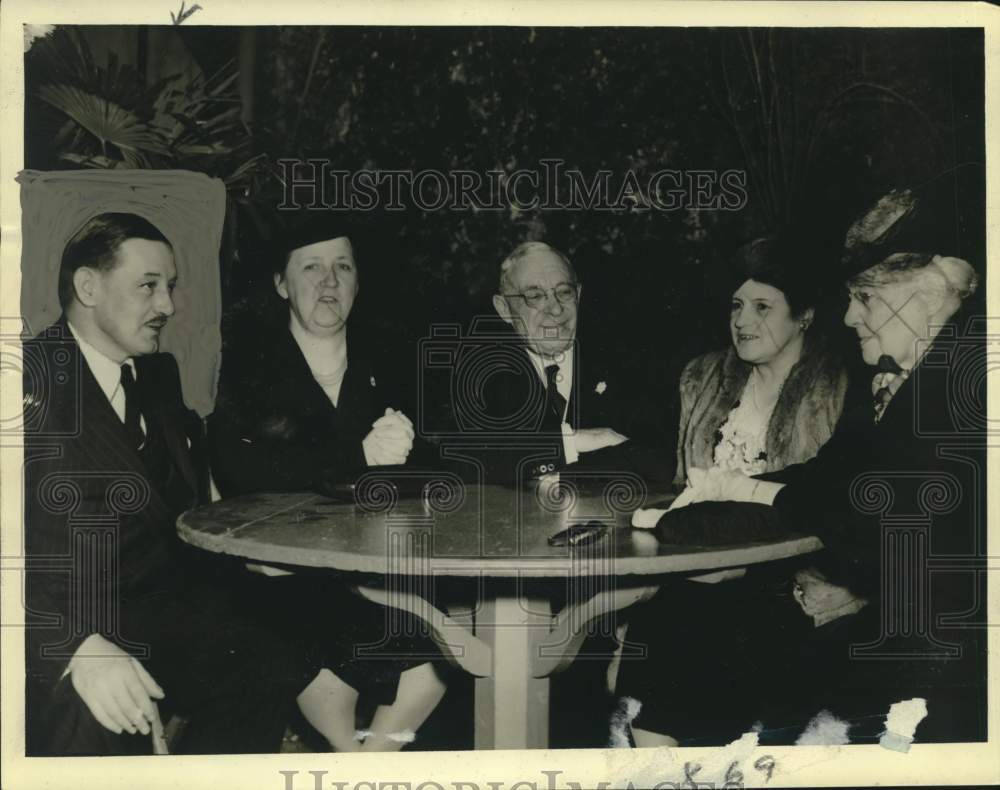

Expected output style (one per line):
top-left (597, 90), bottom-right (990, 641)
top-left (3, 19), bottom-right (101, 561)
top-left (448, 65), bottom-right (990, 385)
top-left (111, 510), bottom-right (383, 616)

top-left (24, 25), bottom-right (985, 411)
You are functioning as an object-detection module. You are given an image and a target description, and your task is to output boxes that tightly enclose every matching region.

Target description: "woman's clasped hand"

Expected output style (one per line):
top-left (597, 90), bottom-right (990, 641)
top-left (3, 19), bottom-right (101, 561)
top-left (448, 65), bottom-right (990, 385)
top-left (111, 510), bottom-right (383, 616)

top-left (362, 407), bottom-right (415, 466)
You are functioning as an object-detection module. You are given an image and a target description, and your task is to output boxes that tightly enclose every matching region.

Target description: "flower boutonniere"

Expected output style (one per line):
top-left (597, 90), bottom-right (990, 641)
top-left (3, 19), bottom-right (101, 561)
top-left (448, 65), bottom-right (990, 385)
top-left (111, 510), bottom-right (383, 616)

top-left (595, 381), bottom-right (607, 395)
top-left (370, 375), bottom-right (377, 388)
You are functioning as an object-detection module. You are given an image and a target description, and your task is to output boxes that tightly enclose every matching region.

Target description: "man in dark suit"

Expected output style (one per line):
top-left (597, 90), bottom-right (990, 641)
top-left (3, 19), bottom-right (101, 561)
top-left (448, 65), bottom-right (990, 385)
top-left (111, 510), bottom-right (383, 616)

top-left (458, 241), bottom-right (669, 486)
top-left (449, 242), bottom-right (666, 746)
top-left (23, 213), bottom-right (311, 755)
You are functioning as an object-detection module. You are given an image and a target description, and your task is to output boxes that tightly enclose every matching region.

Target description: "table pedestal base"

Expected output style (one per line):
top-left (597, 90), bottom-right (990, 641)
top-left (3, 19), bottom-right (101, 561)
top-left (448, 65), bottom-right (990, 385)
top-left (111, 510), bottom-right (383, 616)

top-left (357, 579), bottom-right (659, 750)
top-left (473, 594), bottom-right (552, 750)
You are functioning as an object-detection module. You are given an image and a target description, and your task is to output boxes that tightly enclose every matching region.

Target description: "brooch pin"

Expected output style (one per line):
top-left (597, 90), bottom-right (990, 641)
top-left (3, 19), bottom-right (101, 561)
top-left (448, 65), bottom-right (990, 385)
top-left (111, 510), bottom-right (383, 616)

top-left (595, 381), bottom-right (607, 395)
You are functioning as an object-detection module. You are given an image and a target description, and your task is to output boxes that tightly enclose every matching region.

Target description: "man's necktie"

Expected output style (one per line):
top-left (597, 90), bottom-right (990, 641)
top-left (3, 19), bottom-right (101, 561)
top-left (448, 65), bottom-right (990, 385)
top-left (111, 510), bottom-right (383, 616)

top-left (119, 363), bottom-right (145, 449)
top-left (543, 364), bottom-right (567, 429)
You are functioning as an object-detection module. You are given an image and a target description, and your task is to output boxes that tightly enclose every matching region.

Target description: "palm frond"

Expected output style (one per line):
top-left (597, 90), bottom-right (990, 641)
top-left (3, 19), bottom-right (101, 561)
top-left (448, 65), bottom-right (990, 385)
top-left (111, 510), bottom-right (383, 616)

top-left (35, 83), bottom-right (168, 162)
top-left (28, 26), bottom-right (272, 197)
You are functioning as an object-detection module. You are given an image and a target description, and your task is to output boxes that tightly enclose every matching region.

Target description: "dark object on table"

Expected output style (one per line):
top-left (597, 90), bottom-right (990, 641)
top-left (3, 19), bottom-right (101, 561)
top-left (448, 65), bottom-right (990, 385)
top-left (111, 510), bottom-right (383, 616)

top-left (547, 521), bottom-right (609, 547)
top-left (652, 501), bottom-right (793, 546)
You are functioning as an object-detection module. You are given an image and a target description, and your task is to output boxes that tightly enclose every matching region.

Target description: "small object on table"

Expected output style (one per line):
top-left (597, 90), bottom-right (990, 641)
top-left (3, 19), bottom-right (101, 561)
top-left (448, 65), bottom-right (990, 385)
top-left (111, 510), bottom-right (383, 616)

top-left (547, 521), bottom-right (609, 547)
top-left (246, 562), bottom-right (294, 577)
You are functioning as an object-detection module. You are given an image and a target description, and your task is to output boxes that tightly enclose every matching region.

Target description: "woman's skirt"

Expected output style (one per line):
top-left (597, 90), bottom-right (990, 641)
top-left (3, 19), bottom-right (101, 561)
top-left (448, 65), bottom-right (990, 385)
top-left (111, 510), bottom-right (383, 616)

top-left (615, 566), bottom-right (938, 745)
top-left (240, 570), bottom-right (444, 706)
top-left (614, 568), bottom-right (811, 744)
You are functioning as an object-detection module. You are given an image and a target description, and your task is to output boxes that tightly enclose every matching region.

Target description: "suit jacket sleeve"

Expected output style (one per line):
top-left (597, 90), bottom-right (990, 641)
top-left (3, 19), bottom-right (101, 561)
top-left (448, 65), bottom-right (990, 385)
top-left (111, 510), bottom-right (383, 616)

top-left (23, 337), bottom-right (105, 689)
top-left (764, 399), bottom-right (882, 590)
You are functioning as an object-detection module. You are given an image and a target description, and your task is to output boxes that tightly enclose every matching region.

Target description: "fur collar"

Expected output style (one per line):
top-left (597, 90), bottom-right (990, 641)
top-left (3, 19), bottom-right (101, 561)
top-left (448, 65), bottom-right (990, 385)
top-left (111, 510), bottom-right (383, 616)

top-left (676, 335), bottom-right (849, 484)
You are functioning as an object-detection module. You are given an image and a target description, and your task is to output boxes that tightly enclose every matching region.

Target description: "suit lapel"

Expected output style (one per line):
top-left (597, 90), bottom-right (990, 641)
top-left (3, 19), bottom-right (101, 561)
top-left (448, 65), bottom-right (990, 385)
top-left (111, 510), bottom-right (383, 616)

top-left (273, 324), bottom-right (379, 440)
top-left (518, 346), bottom-right (548, 431)
top-left (161, 420), bottom-right (198, 496)
top-left (336, 329), bottom-right (365, 419)
top-left (136, 357), bottom-right (198, 497)
top-left (274, 326), bottom-right (337, 419)
top-left (73, 342), bottom-right (147, 476)
top-left (566, 344), bottom-right (579, 430)
top-left (60, 326), bottom-right (173, 524)
top-left (519, 341), bottom-right (580, 430)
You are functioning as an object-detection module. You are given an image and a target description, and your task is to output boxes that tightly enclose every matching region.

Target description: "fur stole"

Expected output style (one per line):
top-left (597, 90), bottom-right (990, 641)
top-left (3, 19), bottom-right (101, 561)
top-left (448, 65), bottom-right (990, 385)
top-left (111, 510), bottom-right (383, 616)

top-left (675, 336), bottom-right (849, 485)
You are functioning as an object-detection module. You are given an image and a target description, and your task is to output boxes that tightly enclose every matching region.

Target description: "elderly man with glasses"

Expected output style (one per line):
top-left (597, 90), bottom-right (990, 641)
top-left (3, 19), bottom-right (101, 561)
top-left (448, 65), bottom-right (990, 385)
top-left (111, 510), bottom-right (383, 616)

top-left (476, 241), bottom-right (644, 483)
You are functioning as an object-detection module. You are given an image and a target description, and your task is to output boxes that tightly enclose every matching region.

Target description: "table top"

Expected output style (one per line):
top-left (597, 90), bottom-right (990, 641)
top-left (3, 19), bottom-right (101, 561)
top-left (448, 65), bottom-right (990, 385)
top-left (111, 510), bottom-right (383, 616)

top-left (178, 480), bottom-right (821, 578)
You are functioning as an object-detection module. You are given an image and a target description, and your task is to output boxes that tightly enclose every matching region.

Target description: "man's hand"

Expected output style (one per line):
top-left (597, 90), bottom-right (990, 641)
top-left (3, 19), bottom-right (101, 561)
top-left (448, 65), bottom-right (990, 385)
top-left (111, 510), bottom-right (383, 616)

top-left (363, 408), bottom-right (415, 466)
top-left (574, 427), bottom-right (628, 454)
top-left (68, 634), bottom-right (164, 736)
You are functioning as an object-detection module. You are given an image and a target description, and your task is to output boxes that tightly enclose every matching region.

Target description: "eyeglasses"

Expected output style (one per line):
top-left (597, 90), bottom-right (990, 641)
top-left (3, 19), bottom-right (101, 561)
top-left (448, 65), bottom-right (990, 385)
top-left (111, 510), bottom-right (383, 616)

top-left (503, 283), bottom-right (579, 309)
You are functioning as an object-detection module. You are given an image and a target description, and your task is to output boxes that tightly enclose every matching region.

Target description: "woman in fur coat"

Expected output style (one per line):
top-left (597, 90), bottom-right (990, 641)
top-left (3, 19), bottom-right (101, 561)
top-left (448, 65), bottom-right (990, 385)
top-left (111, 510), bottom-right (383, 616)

top-left (617, 234), bottom-right (863, 746)
top-left (628, 166), bottom-right (987, 746)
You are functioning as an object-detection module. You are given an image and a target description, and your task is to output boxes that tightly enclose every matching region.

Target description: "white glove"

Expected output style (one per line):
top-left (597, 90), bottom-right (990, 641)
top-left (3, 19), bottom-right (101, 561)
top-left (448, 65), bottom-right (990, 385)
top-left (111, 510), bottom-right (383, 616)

top-left (632, 468), bottom-right (716, 528)
top-left (632, 467), bottom-right (780, 529)
top-left (674, 466), bottom-right (782, 507)
top-left (631, 507), bottom-right (667, 529)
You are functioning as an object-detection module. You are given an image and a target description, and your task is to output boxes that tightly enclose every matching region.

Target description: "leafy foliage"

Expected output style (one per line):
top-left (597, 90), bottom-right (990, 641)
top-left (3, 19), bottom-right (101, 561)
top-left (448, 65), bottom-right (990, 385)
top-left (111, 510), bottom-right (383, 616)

top-left (253, 27), bottom-right (980, 358)
top-left (26, 27), bottom-right (264, 193)
top-left (23, 26), bottom-right (983, 376)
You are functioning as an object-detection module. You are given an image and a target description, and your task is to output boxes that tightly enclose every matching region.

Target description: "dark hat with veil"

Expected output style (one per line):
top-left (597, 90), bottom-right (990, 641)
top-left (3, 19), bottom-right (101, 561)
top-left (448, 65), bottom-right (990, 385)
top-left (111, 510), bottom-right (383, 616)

top-left (840, 162), bottom-right (986, 280)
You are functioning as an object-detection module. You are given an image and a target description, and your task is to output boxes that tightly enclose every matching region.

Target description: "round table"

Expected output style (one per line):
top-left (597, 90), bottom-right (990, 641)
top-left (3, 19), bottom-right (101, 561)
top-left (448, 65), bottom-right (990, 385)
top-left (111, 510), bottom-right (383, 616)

top-left (178, 479), bottom-right (821, 750)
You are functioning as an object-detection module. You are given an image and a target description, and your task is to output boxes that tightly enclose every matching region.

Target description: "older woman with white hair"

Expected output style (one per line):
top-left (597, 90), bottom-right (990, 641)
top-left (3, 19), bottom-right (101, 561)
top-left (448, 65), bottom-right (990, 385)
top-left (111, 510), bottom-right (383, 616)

top-left (636, 165), bottom-right (987, 745)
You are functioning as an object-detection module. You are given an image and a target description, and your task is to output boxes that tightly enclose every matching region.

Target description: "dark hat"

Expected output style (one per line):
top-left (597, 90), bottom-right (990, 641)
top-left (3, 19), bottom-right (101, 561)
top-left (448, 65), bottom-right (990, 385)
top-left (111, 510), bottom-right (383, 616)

top-left (728, 231), bottom-right (834, 318)
top-left (841, 162), bottom-right (985, 280)
top-left (270, 211), bottom-right (356, 275)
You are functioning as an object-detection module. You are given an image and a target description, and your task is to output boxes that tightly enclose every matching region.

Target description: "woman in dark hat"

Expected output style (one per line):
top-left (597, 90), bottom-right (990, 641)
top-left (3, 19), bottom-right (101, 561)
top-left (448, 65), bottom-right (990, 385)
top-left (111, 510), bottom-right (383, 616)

top-left (636, 164), bottom-right (987, 745)
top-left (208, 214), bottom-right (446, 751)
top-left (616, 232), bottom-right (858, 747)
top-left (211, 214), bottom-right (416, 494)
